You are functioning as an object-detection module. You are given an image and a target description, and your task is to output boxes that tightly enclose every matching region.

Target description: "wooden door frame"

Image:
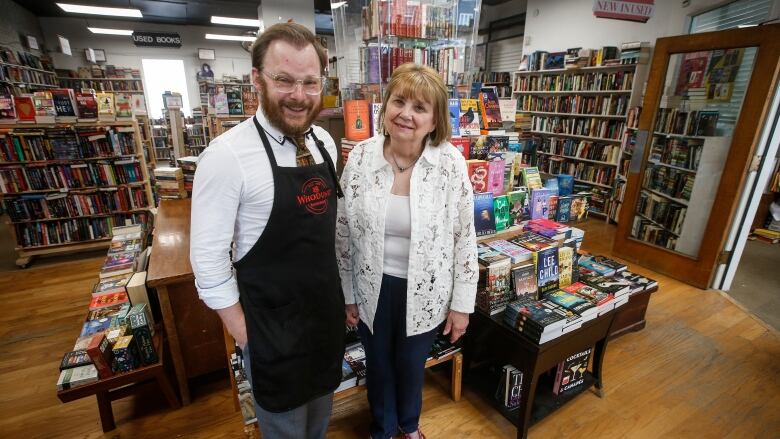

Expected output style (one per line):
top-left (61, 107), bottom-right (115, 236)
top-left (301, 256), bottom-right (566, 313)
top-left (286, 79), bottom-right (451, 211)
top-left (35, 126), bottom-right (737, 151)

top-left (613, 24), bottom-right (780, 289)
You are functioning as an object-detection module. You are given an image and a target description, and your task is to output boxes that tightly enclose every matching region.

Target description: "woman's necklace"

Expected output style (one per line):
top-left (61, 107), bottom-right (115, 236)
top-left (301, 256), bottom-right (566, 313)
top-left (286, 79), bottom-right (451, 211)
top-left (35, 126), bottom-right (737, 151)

top-left (390, 149), bottom-right (422, 173)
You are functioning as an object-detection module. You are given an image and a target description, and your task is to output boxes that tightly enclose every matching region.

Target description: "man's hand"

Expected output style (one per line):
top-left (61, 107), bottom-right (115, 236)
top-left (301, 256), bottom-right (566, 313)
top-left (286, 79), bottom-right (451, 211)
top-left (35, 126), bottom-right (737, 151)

top-left (442, 310), bottom-right (469, 343)
top-left (345, 304), bottom-right (360, 327)
top-left (216, 303), bottom-right (248, 349)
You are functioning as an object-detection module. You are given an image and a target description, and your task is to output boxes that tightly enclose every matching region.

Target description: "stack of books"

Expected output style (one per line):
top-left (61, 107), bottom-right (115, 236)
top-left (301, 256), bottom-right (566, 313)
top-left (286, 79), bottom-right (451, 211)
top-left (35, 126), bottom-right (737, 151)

top-left (154, 167), bottom-right (187, 199)
top-left (176, 156), bottom-right (198, 197)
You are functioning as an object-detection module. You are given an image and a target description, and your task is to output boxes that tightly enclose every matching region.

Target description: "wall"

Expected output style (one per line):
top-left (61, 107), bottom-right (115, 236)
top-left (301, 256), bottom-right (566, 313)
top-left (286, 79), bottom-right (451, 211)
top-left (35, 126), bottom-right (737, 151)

top-left (522, 0), bottom-right (730, 55)
top-left (0, 0), bottom-right (45, 54)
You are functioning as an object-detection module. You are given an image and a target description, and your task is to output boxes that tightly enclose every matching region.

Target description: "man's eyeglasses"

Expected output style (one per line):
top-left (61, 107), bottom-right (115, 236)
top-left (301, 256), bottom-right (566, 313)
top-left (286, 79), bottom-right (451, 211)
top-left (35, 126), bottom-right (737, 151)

top-left (262, 70), bottom-right (324, 95)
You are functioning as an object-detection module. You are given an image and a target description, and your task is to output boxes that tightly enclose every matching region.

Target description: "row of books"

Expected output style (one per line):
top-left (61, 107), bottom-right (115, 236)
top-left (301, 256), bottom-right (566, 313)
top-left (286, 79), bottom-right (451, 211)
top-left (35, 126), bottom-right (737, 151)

top-left (177, 156), bottom-right (198, 196)
top-left (0, 89), bottom-right (147, 124)
top-left (0, 126), bottom-right (138, 162)
top-left (537, 136), bottom-right (621, 165)
top-left (359, 45), bottom-right (461, 85)
top-left (0, 160), bottom-right (145, 194)
top-left (649, 137), bottom-right (703, 171)
top-left (0, 45), bottom-right (54, 71)
top-left (154, 167), bottom-right (187, 199)
top-left (57, 66), bottom-right (141, 80)
top-left (514, 70), bottom-right (635, 93)
top-left (630, 214), bottom-right (678, 250)
top-left (636, 191), bottom-right (687, 236)
top-left (0, 64), bottom-right (56, 86)
top-left (520, 44), bottom-right (647, 72)
top-left (3, 186), bottom-right (150, 222)
top-left (654, 108), bottom-right (719, 137)
top-left (361, 0), bottom-right (456, 40)
top-left (537, 155), bottom-right (616, 187)
top-left (57, 223), bottom-right (158, 390)
top-left (532, 116), bottom-right (626, 140)
top-left (642, 165), bottom-right (694, 202)
top-left (212, 87), bottom-right (258, 117)
top-left (58, 77), bottom-right (143, 93)
top-left (14, 212), bottom-right (149, 249)
top-left (517, 94), bottom-right (630, 117)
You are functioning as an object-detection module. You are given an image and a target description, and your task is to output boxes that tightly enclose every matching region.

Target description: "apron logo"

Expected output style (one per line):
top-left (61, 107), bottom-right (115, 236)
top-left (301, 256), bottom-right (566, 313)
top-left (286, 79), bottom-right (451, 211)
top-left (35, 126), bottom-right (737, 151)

top-left (297, 177), bottom-right (332, 214)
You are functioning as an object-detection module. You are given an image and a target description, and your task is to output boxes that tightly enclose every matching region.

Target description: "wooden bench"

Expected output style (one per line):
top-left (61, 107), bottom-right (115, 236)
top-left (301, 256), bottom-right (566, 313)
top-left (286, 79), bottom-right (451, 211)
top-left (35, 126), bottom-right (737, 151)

top-left (57, 332), bottom-right (180, 432)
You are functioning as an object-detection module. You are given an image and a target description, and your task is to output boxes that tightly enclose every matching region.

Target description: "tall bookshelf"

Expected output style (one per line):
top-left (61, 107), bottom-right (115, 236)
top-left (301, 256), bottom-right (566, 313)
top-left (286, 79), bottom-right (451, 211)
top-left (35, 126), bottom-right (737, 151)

top-left (57, 77), bottom-right (145, 93)
top-left (513, 60), bottom-right (650, 221)
top-left (186, 108), bottom-right (209, 156)
top-left (0, 120), bottom-right (154, 267)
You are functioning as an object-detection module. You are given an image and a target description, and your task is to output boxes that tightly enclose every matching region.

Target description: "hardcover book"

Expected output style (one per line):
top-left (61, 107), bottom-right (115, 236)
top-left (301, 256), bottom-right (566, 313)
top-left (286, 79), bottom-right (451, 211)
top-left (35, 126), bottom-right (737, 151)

top-left (13, 96), bottom-right (36, 123)
top-left (128, 303), bottom-right (158, 365)
top-left (534, 247), bottom-right (559, 296)
top-left (32, 91), bottom-right (56, 123)
top-left (459, 98), bottom-right (480, 135)
top-left (556, 196), bottom-right (573, 223)
top-left (451, 137), bottom-right (470, 160)
top-left (86, 332), bottom-right (114, 379)
top-left (564, 282), bottom-right (614, 314)
top-left (507, 189), bottom-right (528, 226)
top-left (487, 239), bottom-right (532, 264)
top-left (130, 93), bottom-right (147, 115)
top-left (479, 89), bottom-right (503, 130)
top-left (510, 231), bottom-right (557, 252)
top-left (522, 167), bottom-right (543, 189)
top-left (96, 92), bottom-right (115, 121)
top-left (0, 94), bottom-right (15, 123)
top-left (89, 291), bottom-right (129, 311)
top-left (214, 93), bottom-right (229, 115)
top-left (112, 335), bottom-right (140, 373)
top-left (578, 255), bottom-right (617, 277)
top-left (493, 195), bottom-right (510, 231)
top-left (75, 91), bottom-right (98, 120)
top-left (558, 246), bottom-right (573, 288)
top-left (553, 347), bottom-right (592, 395)
top-left (56, 364), bottom-right (98, 390)
top-left (370, 102), bottom-right (382, 137)
top-left (344, 100), bottom-right (371, 141)
top-left (512, 263), bottom-right (537, 299)
top-left (51, 88), bottom-right (77, 120)
top-left (557, 174), bottom-right (574, 195)
top-left (226, 87), bottom-right (243, 115)
top-left (448, 98), bottom-right (460, 136)
top-left (473, 192), bottom-right (496, 237)
top-left (467, 160), bottom-right (489, 193)
top-left (470, 135), bottom-right (489, 160)
top-left (487, 159), bottom-right (505, 196)
top-left (530, 188), bottom-right (555, 220)
top-left (113, 93), bottom-right (133, 119)
top-left (242, 91), bottom-right (259, 116)
top-left (545, 289), bottom-right (596, 318)
top-left (59, 349), bottom-right (92, 371)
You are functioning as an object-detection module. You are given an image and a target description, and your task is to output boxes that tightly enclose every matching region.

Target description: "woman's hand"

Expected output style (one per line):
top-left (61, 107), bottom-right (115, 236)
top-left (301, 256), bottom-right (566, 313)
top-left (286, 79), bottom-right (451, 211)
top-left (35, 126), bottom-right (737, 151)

top-left (345, 304), bottom-right (360, 328)
top-left (443, 310), bottom-right (469, 343)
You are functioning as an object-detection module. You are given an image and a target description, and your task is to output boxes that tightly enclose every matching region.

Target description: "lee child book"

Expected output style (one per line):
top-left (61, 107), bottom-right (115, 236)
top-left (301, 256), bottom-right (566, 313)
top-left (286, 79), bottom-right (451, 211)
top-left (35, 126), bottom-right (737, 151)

top-left (534, 247), bottom-right (559, 296)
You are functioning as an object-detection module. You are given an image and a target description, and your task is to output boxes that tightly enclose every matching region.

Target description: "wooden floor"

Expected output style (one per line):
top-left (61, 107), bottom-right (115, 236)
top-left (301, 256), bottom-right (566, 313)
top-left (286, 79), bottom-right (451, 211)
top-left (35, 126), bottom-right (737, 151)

top-left (2, 220), bottom-right (779, 439)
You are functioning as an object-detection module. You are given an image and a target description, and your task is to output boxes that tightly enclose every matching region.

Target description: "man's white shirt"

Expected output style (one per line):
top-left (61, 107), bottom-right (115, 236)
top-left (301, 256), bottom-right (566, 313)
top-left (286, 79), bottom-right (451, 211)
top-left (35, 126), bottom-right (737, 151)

top-left (190, 108), bottom-right (338, 310)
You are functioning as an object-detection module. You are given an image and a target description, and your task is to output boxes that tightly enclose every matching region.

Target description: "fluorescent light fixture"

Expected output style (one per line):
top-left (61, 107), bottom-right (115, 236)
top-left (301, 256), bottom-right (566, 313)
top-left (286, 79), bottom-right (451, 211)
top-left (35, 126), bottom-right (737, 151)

top-left (738, 24), bottom-right (757, 28)
top-left (57, 3), bottom-right (143, 18)
top-left (331, 1), bottom-right (347, 9)
top-left (211, 16), bottom-right (261, 27)
top-left (205, 33), bottom-right (257, 42)
top-left (88, 27), bottom-right (133, 36)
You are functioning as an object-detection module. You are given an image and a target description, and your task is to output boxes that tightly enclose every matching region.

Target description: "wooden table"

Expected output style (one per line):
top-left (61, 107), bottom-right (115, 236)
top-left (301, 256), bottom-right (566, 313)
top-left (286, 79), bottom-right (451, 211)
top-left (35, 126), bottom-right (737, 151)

top-left (147, 198), bottom-right (226, 405)
top-left (464, 308), bottom-right (618, 439)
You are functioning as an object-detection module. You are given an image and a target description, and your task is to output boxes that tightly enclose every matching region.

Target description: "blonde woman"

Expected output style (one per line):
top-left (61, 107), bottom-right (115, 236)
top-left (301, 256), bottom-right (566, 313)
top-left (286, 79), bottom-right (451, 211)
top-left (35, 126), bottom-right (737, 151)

top-left (336, 63), bottom-right (478, 439)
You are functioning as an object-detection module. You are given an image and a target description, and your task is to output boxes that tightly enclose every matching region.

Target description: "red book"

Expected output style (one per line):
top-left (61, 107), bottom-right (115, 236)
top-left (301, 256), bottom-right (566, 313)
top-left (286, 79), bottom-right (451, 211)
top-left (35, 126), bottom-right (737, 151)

top-left (75, 91), bottom-right (98, 119)
top-left (89, 291), bottom-right (129, 310)
top-left (451, 137), bottom-right (470, 161)
top-left (86, 332), bottom-right (114, 379)
top-left (13, 96), bottom-right (36, 123)
top-left (344, 100), bottom-right (371, 141)
top-left (466, 159), bottom-right (488, 193)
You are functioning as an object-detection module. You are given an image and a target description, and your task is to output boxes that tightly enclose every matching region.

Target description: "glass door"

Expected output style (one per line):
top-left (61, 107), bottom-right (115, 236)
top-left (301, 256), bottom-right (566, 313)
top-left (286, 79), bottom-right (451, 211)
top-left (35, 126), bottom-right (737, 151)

top-left (613, 24), bottom-right (780, 288)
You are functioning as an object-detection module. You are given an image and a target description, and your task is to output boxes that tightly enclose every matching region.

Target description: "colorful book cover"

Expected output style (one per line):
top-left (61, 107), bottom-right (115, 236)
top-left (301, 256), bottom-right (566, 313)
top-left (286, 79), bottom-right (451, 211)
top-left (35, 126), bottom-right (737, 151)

top-left (114, 93), bottom-right (133, 119)
top-left (470, 135), bottom-right (489, 160)
top-left (553, 347), bottom-right (592, 395)
top-left (226, 88), bottom-right (243, 115)
top-left (557, 174), bottom-right (574, 195)
top-left (467, 160), bottom-right (488, 193)
top-left (479, 89), bottom-right (503, 130)
top-left (344, 100), bottom-right (371, 141)
top-left (96, 92), bottom-right (115, 120)
top-left (86, 333), bottom-right (114, 379)
top-left (89, 291), bottom-right (129, 310)
top-left (558, 246), bottom-right (573, 288)
top-left (523, 167), bottom-right (543, 189)
top-left (473, 192), bottom-right (496, 237)
top-left (486, 136), bottom-right (509, 153)
top-left (507, 189), bottom-right (528, 226)
top-left (13, 96), bottom-right (36, 122)
top-left (75, 91), bottom-right (98, 120)
top-left (448, 98), bottom-right (460, 136)
top-left (51, 88), bottom-right (77, 118)
top-left (556, 196), bottom-right (572, 223)
top-left (546, 289), bottom-right (596, 316)
top-left (214, 93), bottom-right (229, 115)
top-left (459, 98), bottom-right (480, 135)
top-left (487, 159), bottom-right (505, 196)
top-left (371, 102), bottom-right (382, 137)
top-left (578, 255), bottom-right (617, 276)
top-left (32, 91), bottom-right (57, 123)
top-left (512, 263), bottom-right (537, 299)
top-left (499, 99), bottom-right (517, 123)
top-left (242, 91), bottom-right (259, 116)
top-left (493, 195), bottom-right (510, 231)
top-left (0, 94), bottom-right (16, 122)
top-left (131, 93), bottom-right (147, 115)
top-left (547, 195), bottom-right (559, 220)
top-left (511, 231), bottom-right (557, 252)
top-left (533, 247), bottom-right (559, 296)
top-left (530, 188), bottom-right (554, 220)
top-left (451, 137), bottom-right (470, 160)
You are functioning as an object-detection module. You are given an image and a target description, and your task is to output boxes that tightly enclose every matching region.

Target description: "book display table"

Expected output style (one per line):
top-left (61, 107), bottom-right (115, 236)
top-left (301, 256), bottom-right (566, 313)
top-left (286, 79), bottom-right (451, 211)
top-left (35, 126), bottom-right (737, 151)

top-left (464, 308), bottom-right (617, 439)
top-left (56, 331), bottom-right (180, 432)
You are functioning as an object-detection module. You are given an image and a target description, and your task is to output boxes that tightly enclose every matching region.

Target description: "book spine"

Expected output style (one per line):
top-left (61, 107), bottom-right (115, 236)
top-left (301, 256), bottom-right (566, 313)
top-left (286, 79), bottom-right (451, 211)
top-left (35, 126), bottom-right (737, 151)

top-left (132, 325), bottom-right (157, 365)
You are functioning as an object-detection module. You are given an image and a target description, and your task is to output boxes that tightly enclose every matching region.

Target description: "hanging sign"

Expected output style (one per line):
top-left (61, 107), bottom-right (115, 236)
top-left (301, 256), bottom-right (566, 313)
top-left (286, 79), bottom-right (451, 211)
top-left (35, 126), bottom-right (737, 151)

top-left (132, 32), bottom-right (182, 48)
top-left (593, 0), bottom-right (654, 23)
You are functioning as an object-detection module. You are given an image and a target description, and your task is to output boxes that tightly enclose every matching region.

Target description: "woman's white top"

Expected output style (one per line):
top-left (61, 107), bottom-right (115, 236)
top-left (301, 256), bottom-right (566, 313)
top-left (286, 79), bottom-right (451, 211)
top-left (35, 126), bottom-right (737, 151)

top-left (383, 194), bottom-right (412, 278)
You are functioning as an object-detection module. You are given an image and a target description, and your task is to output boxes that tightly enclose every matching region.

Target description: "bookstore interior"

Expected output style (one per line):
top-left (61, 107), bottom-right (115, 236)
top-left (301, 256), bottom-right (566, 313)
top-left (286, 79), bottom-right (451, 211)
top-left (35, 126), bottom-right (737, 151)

top-left (1, 0), bottom-right (779, 437)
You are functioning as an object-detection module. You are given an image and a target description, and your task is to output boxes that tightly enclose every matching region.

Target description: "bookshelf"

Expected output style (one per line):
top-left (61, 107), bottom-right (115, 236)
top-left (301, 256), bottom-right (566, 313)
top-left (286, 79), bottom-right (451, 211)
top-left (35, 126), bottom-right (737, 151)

top-left (57, 77), bottom-right (145, 93)
top-left (0, 120), bottom-right (154, 267)
top-left (0, 46), bottom-right (57, 95)
top-left (513, 53), bottom-right (650, 220)
top-left (186, 108), bottom-right (209, 156)
top-left (151, 119), bottom-right (170, 162)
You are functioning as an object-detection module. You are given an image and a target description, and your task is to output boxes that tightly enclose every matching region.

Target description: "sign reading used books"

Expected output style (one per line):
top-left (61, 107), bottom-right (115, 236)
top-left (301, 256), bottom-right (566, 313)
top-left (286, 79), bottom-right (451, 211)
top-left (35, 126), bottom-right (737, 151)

top-left (132, 32), bottom-right (182, 48)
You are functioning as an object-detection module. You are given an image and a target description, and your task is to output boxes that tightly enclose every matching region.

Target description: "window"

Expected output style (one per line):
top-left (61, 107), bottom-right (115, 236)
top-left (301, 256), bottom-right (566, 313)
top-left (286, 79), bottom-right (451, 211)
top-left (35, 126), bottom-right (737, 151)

top-left (689, 0), bottom-right (773, 33)
top-left (141, 59), bottom-right (192, 118)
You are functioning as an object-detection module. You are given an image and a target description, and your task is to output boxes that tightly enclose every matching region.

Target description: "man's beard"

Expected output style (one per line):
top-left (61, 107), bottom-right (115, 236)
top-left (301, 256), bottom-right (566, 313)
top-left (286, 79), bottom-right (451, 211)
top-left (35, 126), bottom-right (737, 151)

top-left (258, 78), bottom-right (321, 136)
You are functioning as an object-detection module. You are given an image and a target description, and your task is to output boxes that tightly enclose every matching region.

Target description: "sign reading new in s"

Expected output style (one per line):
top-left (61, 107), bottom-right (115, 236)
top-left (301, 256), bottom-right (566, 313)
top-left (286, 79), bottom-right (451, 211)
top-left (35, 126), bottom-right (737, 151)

top-left (132, 32), bottom-right (182, 48)
top-left (593, 0), bottom-right (654, 23)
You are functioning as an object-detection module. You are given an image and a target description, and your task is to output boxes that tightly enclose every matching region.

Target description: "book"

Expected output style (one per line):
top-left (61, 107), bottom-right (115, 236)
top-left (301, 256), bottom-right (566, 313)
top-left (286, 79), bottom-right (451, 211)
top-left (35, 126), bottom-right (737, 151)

top-left (580, 274), bottom-right (632, 298)
top-left (558, 246), bottom-right (573, 288)
top-left (214, 93), bottom-right (229, 115)
top-left (556, 196), bottom-right (573, 223)
top-left (86, 302), bottom-right (130, 321)
top-left (344, 342), bottom-right (367, 379)
top-left (522, 167), bottom-right (543, 189)
top-left (226, 87), bottom-right (243, 115)
top-left (32, 91), bottom-right (56, 124)
top-left (590, 255), bottom-right (628, 273)
top-left (616, 270), bottom-right (658, 291)
top-left (56, 364), bottom-right (98, 390)
top-left (451, 137), bottom-right (470, 160)
top-left (578, 255), bottom-right (618, 276)
top-left (344, 100), bottom-right (371, 141)
top-left (113, 93), bottom-right (133, 119)
top-left (89, 291), bottom-right (129, 311)
top-left (79, 317), bottom-right (113, 338)
top-left (487, 239), bottom-right (532, 264)
top-left (479, 89), bottom-right (503, 130)
top-left (477, 245), bottom-right (512, 315)
top-left (86, 332), bottom-right (114, 379)
top-left (504, 366), bottom-right (523, 409)
top-left (530, 188), bottom-right (555, 220)
top-left (553, 347), bottom-right (592, 395)
top-left (51, 88), bottom-right (77, 120)
top-left (511, 231), bottom-right (557, 252)
top-left (467, 160), bottom-right (489, 193)
top-left (13, 96), bottom-right (35, 123)
top-left (0, 94), bottom-right (15, 123)
top-left (128, 303), bottom-right (158, 365)
top-left (130, 93), bottom-right (147, 115)
top-left (534, 247), bottom-right (559, 296)
top-left (545, 289), bottom-right (597, 319)
top-left (370, 102), bottom-right (382, 137)
top-left (499, 99), bottom-right (517, 123)
top-left (504, 297), bottom-right (567, 335)
top-left (695, 111), bottom-right (719, 136)
top-left (557, 174), bottom-right (574, 196)
top-left (511, 263), bottom-right (537, 299)
top-left (59, 349), bottom-right (92, 371)
top-left (448, 98), bottom-right (460, 136)
top-left (75, 90), bottom-right (98, 121)
top-left (507, 189), bottom-right (528, 226)
top-left (112, 335), bottom-right (140, 373)
top-left (96, 92), bottom-right (115, 121)
top-left (493, 195), bottom-right (510, 231)
top-left (242, 91), bottom-right (259, 116)
top-left (470, 135), bottom-right (489, 160)
top-left (487, 159), bottom-right (505, 196)
top-left (473, 192), bottom-right (496, 237)
top-left (564, 282), bottom-right (614, 315)
top-left (459, 98), bottom-right (480, 135)
top-left (126, 271), bottom-right (152, 313)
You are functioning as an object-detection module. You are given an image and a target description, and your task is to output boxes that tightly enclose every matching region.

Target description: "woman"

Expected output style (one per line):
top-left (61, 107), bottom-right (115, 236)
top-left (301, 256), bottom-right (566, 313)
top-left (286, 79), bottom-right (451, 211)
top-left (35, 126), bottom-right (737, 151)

top-left (336, 63), bottom-right (478, 439)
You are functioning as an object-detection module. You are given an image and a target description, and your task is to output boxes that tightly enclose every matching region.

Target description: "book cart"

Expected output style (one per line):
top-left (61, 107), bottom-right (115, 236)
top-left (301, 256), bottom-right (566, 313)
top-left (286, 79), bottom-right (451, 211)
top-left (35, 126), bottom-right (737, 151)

top-left (0, 120), bottom-right (155, 267)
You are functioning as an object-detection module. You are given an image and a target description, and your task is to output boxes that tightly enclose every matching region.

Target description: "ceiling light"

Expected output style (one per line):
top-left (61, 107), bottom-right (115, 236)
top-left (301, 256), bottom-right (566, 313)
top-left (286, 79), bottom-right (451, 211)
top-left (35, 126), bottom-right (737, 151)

top-left (331, 2), bottom-right (347, 9)
top-left (737, 24), bottom-right (757, 28)
top-left (88, 27), bottom-right (133, 36)
top-left (57, 3), bottom-right (143, 18)
top-left (205, 33), bottom-right (257, 42)
top-left (211, 16), bottom-right (262, 27)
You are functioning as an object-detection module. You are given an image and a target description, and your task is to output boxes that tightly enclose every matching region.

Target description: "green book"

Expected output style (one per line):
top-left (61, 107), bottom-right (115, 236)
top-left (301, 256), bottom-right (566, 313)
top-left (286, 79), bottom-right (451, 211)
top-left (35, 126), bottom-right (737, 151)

top-left (494, 195), bottom-right (510, 231)
top-left (507, 189), bottom-right (528, 226)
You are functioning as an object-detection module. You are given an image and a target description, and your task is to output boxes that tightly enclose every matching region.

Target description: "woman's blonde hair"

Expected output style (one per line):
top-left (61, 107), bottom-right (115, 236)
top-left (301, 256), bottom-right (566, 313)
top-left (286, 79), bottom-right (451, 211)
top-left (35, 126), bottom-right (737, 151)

top-left (379, 63), bottom-right (452, 146)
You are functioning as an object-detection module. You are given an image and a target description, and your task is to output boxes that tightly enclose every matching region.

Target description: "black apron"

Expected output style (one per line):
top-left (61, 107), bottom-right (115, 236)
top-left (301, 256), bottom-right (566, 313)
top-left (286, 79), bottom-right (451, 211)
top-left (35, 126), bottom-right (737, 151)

top-left (234, 117), bottom-right (345, 412)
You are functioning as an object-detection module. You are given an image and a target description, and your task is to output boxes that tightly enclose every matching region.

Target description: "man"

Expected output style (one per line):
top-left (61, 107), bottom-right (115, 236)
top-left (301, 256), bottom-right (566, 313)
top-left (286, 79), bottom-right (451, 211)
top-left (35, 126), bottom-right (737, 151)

top-left (190, 22), bottom-right (345, 439)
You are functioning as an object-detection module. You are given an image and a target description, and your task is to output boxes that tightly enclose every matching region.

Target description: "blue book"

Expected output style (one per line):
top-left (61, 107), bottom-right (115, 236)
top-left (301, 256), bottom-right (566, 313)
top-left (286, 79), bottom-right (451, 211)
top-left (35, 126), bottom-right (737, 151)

top-left (556, 197), bottom-right (572, 223)
top-left (557, 174), bottom-right (574, 196)
top-left (474, 192), bottom-right (496, 237)
top-left (448, 98), bottom-right (460, 137)
top-left (533, 247), bottom-right (559, 296)
top-left (530, 188), bottom-right (554, 220)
